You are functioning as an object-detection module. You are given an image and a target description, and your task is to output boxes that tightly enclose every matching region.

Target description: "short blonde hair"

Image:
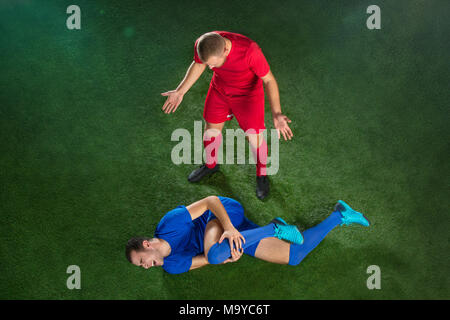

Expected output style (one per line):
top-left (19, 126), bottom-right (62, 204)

top-left (197, 32), bottom-right (225, 62)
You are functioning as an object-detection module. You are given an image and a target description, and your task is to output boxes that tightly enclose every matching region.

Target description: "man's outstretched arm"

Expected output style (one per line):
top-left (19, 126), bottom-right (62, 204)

top-left (261, 70), bottom-right (293, 140)
top-left (161, 61), bottom-right (206, 113)
top-left (186, 196), bottom-right (233, 227)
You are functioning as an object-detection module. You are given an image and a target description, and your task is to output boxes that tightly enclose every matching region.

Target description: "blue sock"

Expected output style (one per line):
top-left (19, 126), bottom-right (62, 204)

top-left (289, 210), bottom-right (343, 266)
top-left (207, 223), bottom-right (275, 264)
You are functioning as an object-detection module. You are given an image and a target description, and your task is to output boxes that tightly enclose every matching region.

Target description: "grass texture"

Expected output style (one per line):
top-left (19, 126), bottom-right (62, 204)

top-left (0, 0), bottom-right (449, 299)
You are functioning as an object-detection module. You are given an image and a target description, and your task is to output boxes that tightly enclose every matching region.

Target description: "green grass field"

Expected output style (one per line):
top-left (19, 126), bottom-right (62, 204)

top-left (1, 0), bottom-right (449, 299)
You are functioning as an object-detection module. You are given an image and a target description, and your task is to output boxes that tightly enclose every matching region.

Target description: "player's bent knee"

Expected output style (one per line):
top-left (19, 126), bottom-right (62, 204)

top-left (207, 242), bottom-right (229, 265)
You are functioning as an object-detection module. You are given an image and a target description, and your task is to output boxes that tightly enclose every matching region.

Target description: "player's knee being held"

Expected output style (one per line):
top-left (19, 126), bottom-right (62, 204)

top-left (207, 242), bottom-right (229, 265)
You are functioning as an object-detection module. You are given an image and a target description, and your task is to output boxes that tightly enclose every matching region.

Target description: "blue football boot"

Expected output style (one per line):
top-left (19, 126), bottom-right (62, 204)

top-left (335, 200), bottom-right (370, 227)
top-left (271, 217), bottom-right (304, 245)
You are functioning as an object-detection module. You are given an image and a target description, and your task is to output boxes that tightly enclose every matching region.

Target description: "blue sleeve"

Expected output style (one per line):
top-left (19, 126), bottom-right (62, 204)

top-left (155, 206), bottom-right (192, 250)
top-left (162, 253), bottom-right (193, 275)
top-left (157, 206), bottom-right (192, 230)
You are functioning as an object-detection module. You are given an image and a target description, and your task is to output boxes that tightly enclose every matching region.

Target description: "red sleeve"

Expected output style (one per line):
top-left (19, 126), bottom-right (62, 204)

top-left (193, 39), bottom-right (203, 64)
top-left (246, 42), bottom-right (270, 77)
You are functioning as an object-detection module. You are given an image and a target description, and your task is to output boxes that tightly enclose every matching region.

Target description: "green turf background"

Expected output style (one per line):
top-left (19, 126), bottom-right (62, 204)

top-left (0, 0), bottom-right (449, 299)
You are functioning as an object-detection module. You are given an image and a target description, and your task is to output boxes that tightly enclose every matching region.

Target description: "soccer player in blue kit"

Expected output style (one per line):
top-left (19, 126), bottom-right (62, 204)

top-left (125, 196), bottom-right (370, 274)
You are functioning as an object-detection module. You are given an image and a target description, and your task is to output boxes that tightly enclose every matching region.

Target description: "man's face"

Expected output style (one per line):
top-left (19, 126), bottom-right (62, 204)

top-left (129, 241), bottom-right (164, 269)
top-left (205, 54), bottom-right (227, 69)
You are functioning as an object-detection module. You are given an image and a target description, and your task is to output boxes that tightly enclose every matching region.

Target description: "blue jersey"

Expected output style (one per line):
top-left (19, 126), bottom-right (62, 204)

top-left (154, 196), bottom-right (259, 274)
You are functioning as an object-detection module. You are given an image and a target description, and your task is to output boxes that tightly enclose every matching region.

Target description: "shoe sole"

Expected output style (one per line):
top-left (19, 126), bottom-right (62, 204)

top-left (256, 186), bottom-right (269, 200)
top-left (257, 193), bottom-right (268, 200)
top-left (271, 217), bottom-right (288, 226)
top-left (256, 177), bottom-right (269, 200)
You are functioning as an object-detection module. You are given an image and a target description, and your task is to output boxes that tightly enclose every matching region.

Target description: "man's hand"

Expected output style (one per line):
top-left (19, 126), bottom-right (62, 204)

top-left (273, 113), bottom-right (293, 140)
top-left (161, 90), bottom-right (184, 114)
top-left (219, 226), bottom-right (246, 252)
top-left (222, 247), bottom-right (244, 264)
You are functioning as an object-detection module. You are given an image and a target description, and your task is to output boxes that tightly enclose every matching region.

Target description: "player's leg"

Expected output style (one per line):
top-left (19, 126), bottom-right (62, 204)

top-left (205, 221), bottom-right (283, 264)
top-left (247, 131), bottom-right (269, 199)
top-left (204, 197), bottom-right (247, 261)
top-left (188, 121), bottom-right (224, 182)
top-left (188, 84), bottom-right (230, 182)
top-left (203, 199), bottom-right (274, 265)
top-left (203, 219), bottom-right (224, 259)
top-left (289, 201), bottom-right (370, 265)
top-left (247, 131), bottom-right (268, 177)
top-left (204, 121), bottom-right (225, 168)
top-left (206, 223), bottom-right (279, 264)
top-left (251, 212), bottom-right (343, 265)
top-left (253, 237), bottom-right (291, 264)
top-left (252, 201), bottom-right (370, 266)
top-left (205, 221), bottom-right (303, 264)
top-left (287, 210), bottom-right (343, 265)
top-left (203, 197), bottom-right (302, 264)
top-left (231, 94), bottom-right (269, 199)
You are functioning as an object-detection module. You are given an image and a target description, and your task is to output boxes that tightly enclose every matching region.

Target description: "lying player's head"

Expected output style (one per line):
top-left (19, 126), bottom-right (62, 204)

top-left (197, 32), bottom-right (230, 69)
top-left (125, 237), bottom-right (164, 269)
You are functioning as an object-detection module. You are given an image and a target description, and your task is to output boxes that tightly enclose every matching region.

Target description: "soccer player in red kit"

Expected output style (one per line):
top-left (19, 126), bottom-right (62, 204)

top-left (161, 31), bottom-right (293, 200)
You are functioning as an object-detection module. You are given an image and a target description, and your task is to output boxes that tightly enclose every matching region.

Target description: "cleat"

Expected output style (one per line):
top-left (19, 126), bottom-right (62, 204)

top-left (256, 175), bottom-right (270, 200)
top-left (272, 217), bottom-right (304, 245)
top-left (270, 217), bottom-right (289, 226)
top-left (335, 200), bottom-right (370, 227)
top-left (187, 164), bottom-right (220, 183)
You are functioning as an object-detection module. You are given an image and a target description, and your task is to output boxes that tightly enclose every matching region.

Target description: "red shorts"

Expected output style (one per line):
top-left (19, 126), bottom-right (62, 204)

top-left (203, 84), bottom-right (265, 132)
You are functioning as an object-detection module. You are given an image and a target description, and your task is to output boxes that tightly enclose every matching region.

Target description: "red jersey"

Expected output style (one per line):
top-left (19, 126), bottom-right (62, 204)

top-left (194, 31), bottom-right (270, 96)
